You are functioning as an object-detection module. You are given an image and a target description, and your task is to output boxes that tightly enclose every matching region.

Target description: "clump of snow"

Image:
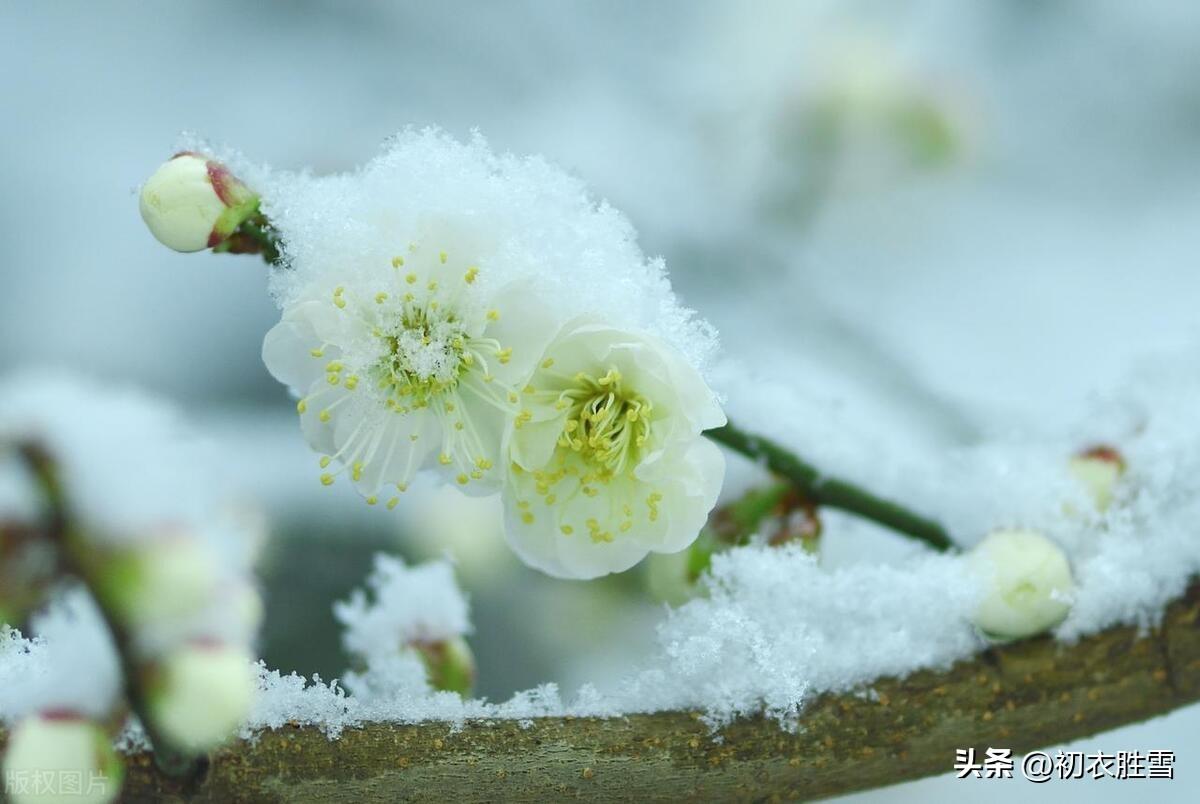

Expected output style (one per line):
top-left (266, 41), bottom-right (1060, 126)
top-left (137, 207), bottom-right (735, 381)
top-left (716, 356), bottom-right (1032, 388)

top-left (228, 128), bottom-right (718, 373)
top-left (0, 591), bottom-right (121, 723)
top-left (0, 370), bottom-right (237, 541)
top-left (615, 546), bottom-right (982, 729)
top-left (334, 555), bottom-right (470, 658)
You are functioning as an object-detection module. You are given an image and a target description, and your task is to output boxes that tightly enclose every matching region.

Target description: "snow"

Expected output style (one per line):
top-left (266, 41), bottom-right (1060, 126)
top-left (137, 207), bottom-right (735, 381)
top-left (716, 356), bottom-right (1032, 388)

top-left (210, 128), bottom-right (719, 376)
top-left (334, 555), bottom-right (471, 659)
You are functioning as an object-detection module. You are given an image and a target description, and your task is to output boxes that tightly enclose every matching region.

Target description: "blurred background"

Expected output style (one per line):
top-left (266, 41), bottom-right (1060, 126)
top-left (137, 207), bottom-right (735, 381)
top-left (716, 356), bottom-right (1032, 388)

top-left (2, 1), bottom-right (1198, 800)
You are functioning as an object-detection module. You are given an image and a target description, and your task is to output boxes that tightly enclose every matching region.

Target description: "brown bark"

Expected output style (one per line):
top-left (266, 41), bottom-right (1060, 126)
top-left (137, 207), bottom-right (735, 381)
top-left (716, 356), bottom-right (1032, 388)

top-left (95, 583), bottom-right (1200, 802)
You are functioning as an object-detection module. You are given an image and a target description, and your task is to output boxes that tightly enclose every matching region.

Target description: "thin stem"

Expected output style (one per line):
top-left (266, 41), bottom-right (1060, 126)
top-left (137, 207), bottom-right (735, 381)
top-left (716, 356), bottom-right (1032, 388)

top-left (706, 421), bottom-right (954, 552)
top-left (15, 443), bottom-right (204, 779)
top-left (213, 210), bottom-right (283, 266)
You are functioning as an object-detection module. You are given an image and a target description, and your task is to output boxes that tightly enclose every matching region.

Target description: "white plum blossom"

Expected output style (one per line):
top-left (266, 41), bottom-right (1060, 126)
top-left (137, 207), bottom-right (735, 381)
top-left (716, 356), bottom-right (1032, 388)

top-left (263, 230), bottom-right (555, 503)
top-left (257, 130), bottom-right (717, 512)
top-left (503, 320), bottom-right (726, 579)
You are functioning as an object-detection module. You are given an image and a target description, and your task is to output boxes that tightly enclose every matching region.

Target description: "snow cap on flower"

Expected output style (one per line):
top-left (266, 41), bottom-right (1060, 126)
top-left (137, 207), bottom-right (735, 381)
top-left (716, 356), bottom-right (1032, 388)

top-left (2, 711), bottom-right (123, 804)
top-left (1068, 445), bottom-right (1126, 512)
top-left (147, 642), bottom-right (255, 752)
top-left (139, 152), bottom-right (258, 252)
top-left (259, 129), bottom-right (717, 509)
top-left (967, 528), bottom-right (1074, 641)
top-left (503, 319), bottom-right (726, 579)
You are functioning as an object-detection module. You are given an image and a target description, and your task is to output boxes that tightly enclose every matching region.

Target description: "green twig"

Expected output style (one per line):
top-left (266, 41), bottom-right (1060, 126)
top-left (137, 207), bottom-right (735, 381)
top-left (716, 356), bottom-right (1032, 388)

top-left (706, 422), bottom-right (954, 552)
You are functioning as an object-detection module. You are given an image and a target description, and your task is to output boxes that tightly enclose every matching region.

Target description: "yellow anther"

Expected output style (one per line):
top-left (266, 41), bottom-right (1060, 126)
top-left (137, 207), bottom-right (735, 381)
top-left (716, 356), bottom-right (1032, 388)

top-left (326, 361), bottom-right (344, 373)
top-left (387, 497), bottom-right (400, 510)
top-left (560, 525), bottom-right (574, 535)
top-left (320, 456), bottom-right (331, 468)
top-left (517, 500), bottom-right (530, 509)
top-left (396, 482), bottom-right (408, 492)
top-left (438, 453), bottom-right (452, 465)
top-left (541, 358), bottom-right (555, 369)
top-left (405, 273), bottom-right (417, 284)
top-left (427, 280), bottom-right (438, 292)
top-left (366, 496), bottom-right (378, 505)
top-left (345, 375), bottom-right (359, 390)
top-left (497, 347), bottom-right (512, 365)
top-left (508, 392), bottom-right (519, 403)
top-left (454, 421), bottom-right (464, 431)
top-left (296, 399), bottom-right (308, 414)
top-left (409, 433), bottom-right (420, 441)
top-left (486, 309), bottom-right (499, 321)
top-left (310, 347), bottom-right (325, 358)
top-left (327, 374), bottom-right (340, 386)
top-left (334, 286), bottom-right (345, 296)
top-left (439, 250), bottom-right (448, 264)
top-left (456, 473), bottom-right (468, 485)
top-left (375, 292), bottom-right (388, 304)
top-left (319, 409), bottom-right (332, 423)
top-left (404, 292), bottom-right (415, 302)
top-left (477, 458), bottom-right (493, 470)
top-left (464, 266), bottom-right (479, 283)
top-left (351, 462), bottom-right (364, 481)
top-left (334, 297), bottom-right (347, 309)
top-left (444, 401), bottom-right (456, 412)
top-left (320, 473), bottom-right (334, 486)
top-left (470, 470), bottom-right (483, 480)
top-left (521, 511), bottom-right (535, 524)
top-left (620, 521), bottom-right (632, 532)
top-left (544, 494), bottom-right (556, 505)
top-left (391, 255), bottom-right (404, 268)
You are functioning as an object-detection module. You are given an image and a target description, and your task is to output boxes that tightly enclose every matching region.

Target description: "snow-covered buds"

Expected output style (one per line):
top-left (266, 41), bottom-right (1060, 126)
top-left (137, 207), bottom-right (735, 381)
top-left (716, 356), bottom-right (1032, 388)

top-left (0, 374), bottom-right (265, 787)
top-left (145, 642), bottom-right (255, 752)
top-left (335, 556), bottom-right (476, 696)
top-left (1068, 445), bottom-right (1126, 512)
top-left (967, 528), bottom-right (1074, 641)
top-left (2, 712), bottom-right (123, 804)
top-left (139, 153), bottom-right (259, 253)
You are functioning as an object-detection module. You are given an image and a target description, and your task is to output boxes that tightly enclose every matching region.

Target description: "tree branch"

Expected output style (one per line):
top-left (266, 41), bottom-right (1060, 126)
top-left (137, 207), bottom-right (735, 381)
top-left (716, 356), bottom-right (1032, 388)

top-left (77, 582), bottom-right (1200, 802)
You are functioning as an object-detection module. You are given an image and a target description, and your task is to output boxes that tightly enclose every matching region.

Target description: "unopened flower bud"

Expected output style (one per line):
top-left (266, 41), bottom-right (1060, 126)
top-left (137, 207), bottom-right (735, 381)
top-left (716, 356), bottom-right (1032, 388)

top-left (93, 536), bottom-right (219, 628)
top-left (147, 642), bottom-right (255, 752)
top-left (2, 711), bottom-right (123, 804)
top-left (412, 636), bottom-right (475, 697)
top-left (967, 528), bottom-right (1074, 641)
top-left (1068, 445), bottom-right (1126, 512)
top-left (139, 153), bottom-right (258, 252)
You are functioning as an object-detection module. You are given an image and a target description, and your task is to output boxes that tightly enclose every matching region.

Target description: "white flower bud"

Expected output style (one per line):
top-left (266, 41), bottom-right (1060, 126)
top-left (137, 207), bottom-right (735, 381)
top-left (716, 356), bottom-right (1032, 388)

top-left (967, 528), bottom-right (1074, 641)
top-left (94, 536), bottom-right (219, 629)
top-left (1068, 445), bottom-right (1126, 512)
top-left (2, 712), bottom-right (123, 804)
top-left (411, 636), bottom-right (476, 696)
top-left (147, 643), bottom-right (255, 752)
top-left (139, 153), bottom-right (257, 252)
